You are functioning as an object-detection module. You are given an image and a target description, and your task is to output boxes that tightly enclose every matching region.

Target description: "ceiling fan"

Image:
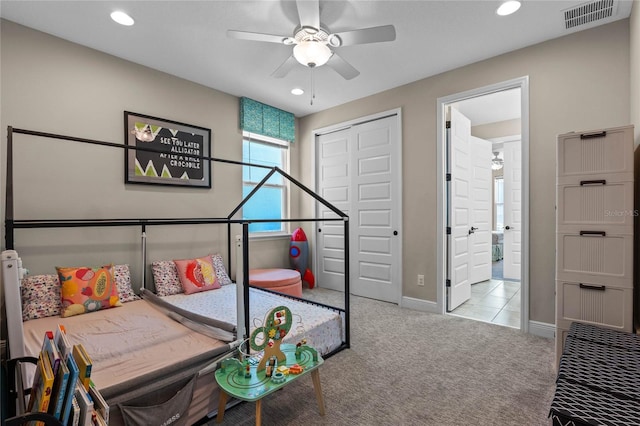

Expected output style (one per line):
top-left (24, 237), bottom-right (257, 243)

top-left (227, 0), bottom-right (396, 80)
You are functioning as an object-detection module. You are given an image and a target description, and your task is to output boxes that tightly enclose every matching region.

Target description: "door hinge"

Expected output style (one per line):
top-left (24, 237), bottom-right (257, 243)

top-left (446, 173), bottom-right (451, 181)
top-left (445, 120), bottom-right (451, 129)
top-left (446, 279), bottom-right (451, 287)
top-left (446, 227), bottom-right (451, 235)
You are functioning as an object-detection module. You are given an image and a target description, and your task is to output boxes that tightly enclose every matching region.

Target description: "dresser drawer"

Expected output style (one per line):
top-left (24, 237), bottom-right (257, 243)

top-left (556, 280), bottom-right (633, 332)
top-left (556, 231), bottom-right (633, 287)
top-left (557, 125), bottom-right (633, 182)
top-left (556, 180), bottom-right (634, 231)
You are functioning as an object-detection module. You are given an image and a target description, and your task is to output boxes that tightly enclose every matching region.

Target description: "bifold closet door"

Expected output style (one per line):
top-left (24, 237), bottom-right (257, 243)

top-left (316, 115), bottom-right (401, 303)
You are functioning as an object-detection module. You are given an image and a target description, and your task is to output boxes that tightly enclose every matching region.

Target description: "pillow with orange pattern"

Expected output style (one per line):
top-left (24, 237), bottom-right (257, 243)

top-left (173, 255), bottom-right (220, 295)
top-left (56, 264), bottom-right (122, 318)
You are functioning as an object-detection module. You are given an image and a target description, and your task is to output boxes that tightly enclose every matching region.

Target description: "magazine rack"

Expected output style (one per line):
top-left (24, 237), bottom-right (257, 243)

top-left (4, 357), bottom-right (63, 426)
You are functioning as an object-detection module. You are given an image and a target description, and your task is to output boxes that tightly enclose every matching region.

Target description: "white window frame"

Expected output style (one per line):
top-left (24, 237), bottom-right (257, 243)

top-left (242, 131), bottom-right (290, 237)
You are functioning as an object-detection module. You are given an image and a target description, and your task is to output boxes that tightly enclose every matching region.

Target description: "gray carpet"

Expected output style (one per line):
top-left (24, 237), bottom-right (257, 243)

top-left (208, 288), bottom-right (556, 425)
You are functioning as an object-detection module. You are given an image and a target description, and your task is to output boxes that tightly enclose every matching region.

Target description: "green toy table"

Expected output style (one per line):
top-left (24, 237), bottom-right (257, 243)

top-left (215, 343), bottom-right (325, 426)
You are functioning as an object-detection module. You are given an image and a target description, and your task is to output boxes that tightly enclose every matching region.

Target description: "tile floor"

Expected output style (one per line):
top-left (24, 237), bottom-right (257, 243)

top-left (448, 278), bottom-right (521, 328)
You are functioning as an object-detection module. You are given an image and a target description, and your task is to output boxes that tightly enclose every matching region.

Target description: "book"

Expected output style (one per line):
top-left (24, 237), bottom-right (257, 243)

top-left (72, 344), bottom-right (92, 390)
top-left (70, 395), bottom-right (80, 426)
top-left (88, 382), bottom-right (109, 424)
top-left (61, 355), bottom-right (80, 425)
top-left (92, 410), bottom-right (108, 426)
top-left (27, 350), bottom-right (55, 424)
top-left (54, 324), bottom-right (73, 360)
top-left (48, 355), bottom-right (69, 420)
top-left (74, 382), bottom-right (94, 426)
top-left (42, 331), bottom-right (61, 376)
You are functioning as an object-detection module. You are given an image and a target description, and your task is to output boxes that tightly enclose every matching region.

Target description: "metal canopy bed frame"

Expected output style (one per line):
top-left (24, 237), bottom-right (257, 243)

top-left (3, 125), bottom-right (350, 423)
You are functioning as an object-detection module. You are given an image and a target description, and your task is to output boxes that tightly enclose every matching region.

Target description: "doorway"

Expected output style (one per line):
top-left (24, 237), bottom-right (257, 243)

top-left (436, 77), bottom-right (529, 331)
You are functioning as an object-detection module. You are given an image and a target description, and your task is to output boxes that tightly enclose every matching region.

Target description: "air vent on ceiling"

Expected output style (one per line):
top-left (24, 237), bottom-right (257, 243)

top-left (563, 0), bottom-right (616, 29)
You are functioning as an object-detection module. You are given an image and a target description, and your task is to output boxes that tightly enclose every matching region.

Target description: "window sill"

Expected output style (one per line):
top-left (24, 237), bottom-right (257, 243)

top-left (248, 232), bottom-right (291, 241)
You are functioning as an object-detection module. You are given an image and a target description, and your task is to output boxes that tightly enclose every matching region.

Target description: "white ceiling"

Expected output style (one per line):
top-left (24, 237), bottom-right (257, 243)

top-left (0, 0), bottom-right (633, 119)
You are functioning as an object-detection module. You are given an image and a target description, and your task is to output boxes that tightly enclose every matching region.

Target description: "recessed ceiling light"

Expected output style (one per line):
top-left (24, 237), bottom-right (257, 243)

top-left (111, 11), bottom-right (135, 26)
top-left (291, 88), bottom-right (304, 96)
top-left (496, 0), bottom-right (521, 16)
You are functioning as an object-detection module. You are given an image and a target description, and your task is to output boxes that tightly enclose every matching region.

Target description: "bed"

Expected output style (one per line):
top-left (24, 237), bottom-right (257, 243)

top-left (3, 126), bottom-right (350, 425)
top-left (157, 285), bottom-right (345, 356)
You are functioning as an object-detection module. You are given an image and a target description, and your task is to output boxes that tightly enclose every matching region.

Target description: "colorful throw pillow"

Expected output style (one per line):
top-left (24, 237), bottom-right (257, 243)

top-left (211, 253), bottom-right (233, 285)
top-left (174, 256), bottom-right (220, 295)
top-left (21, 274), bottom-right (62, 321)
top-left (113, 264), bottom-right (140, 303)
top-left (56, 265), bottom-right (121, 318)
top-left (151, 260), bottom-right (183, 296)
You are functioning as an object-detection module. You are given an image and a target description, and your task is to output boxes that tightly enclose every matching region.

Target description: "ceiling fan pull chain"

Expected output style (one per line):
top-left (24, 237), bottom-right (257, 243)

top-left (310, 67), bottom-right (315, 105)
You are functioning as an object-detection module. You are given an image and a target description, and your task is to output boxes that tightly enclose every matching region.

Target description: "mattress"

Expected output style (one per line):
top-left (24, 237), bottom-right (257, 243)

top-left (161, 284), bottom-right (345, 356)
top-left (21, 298), bottom-right (233, 424)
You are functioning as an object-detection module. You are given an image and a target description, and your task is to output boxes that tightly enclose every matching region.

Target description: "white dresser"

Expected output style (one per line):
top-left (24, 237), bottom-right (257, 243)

top-left (555, 125), bottom-right (635, 365)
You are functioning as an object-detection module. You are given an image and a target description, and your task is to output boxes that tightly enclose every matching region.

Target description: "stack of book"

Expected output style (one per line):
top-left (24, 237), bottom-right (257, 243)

top-left (27, 325), bottom-right (109, 425)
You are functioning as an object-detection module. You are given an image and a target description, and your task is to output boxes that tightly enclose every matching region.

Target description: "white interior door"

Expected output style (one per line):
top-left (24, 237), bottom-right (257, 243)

top-left (315, 129), bottom-right (351, 291)
top-left (316, 114), bottom-right (401, 303)
top-left (447, 107), bottom-right (471, 311)
top-left (469, 136), bottom-right (492, 284)
top-left (503, 140), bottom-right (522, 280)
top-left (351, 116), bottom-right (400, 302)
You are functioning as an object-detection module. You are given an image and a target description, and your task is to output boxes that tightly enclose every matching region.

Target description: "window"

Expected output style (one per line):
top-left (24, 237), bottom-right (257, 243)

top-left (494, 177), bottom-right (504, 231)
top-left (242, 133), bottom-right (289, 234)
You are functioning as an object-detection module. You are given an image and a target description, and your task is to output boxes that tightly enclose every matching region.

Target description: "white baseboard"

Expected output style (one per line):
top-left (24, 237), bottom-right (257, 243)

top-left (401, 296), bottom-right (440, 314)
top-left (528, 320), bottom-right (555, 339)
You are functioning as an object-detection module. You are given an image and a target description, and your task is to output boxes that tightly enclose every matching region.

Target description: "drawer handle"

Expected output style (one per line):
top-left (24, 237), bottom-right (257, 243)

top-left (580, 131), bottom-right (607, 139)
top-left (579, 283), bottom-right (606, 291)
top-left (579, 231), bottom-right (606, 236)
top-left (580, 179), bottom-right (606, 186)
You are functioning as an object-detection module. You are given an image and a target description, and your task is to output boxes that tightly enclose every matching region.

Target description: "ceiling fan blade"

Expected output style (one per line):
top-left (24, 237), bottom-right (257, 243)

top-left (326, 53), bottom-right (360, 80)
top-left (296, 0), bottom-right (320, 29)
top-left (271, 55), bottom-right (299, 78)
top-left (227, 30), bottom-right (287, 44)
top-left (332, 25), bottom-right (396, 47)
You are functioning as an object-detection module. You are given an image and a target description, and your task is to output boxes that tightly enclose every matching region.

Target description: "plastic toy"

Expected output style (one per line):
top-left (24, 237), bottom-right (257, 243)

top-left (250, 306), bottom-right (293, 372)
top-left (288, 364), bottom-right (304, 374)
top-left (290, 228), bottom-right (315, 289)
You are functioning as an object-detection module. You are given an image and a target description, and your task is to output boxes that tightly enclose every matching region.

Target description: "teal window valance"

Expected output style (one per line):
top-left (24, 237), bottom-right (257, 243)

top-left (240, 97), bottom-right (295, 142)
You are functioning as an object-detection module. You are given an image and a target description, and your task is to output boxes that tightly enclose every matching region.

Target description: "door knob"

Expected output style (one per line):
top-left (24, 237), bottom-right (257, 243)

top-left (393, 231), bottom-right (398, 236)
top-left (471, 226), bottom-right (478, 231)
top-left (505, 226), bottom-right (511, 230)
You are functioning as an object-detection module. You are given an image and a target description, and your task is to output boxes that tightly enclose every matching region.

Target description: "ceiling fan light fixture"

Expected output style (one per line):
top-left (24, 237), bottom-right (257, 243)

top-left (496, 0), bottom-right (521, 16)
top-left (293, 40), bottom-right (332, 67)
top-left (491, 152), bottom-right (504, 170)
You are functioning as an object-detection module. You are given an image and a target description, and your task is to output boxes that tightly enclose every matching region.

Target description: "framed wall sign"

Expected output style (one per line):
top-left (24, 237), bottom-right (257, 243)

top-left (124, 111), bottom-right (211, 188)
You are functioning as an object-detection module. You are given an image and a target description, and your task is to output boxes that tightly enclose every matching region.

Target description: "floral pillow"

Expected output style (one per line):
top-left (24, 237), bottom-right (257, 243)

top-left (21, 274), bottom-right (61, 321)
top-left (174, 255), bottom-right (220, 295)
top-left (113, 264), bottom-right (140, 303)
top-left (211, 253), bottom-right (233, 285)
top-left (57, 264), bottom-right (122, 318)
top-left (151, 260), bottom-right (183, 296)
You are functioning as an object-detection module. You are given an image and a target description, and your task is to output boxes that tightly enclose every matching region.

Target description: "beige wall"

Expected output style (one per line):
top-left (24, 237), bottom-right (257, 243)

top-left (298, 19), bottom-right (631, 324)
top-left (0, 20), bottom-right (290, 291)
